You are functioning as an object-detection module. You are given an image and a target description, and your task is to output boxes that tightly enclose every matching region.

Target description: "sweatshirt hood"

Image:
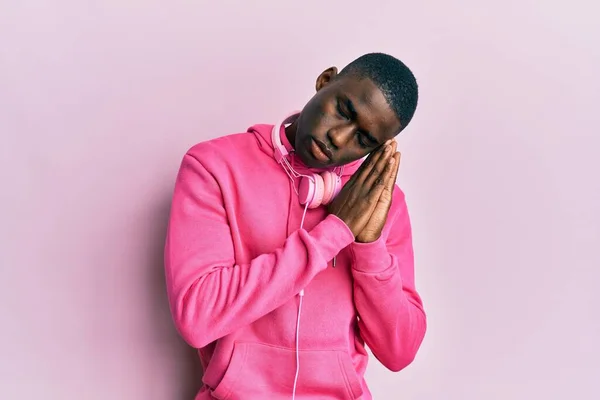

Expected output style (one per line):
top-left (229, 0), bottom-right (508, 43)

top-left (249, 122), bottom-right (362, 177)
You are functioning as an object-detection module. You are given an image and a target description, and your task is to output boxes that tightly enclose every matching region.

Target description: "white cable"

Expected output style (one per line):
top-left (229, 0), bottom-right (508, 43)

top-left (277, 146), bottom-right (344, 399)
top-left (292, 200), bottom-right (309, 400)
top-left (292, 289), bottom-right (304, 400)
top-left (299, 200), bottom-right (309, 231)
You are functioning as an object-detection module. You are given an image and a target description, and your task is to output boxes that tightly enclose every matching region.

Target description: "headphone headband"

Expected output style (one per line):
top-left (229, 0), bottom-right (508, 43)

top-left (272, 111), bottom-right (300, 162)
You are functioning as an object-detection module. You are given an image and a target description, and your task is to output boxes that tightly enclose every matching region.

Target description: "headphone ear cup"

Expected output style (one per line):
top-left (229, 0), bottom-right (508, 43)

top-left (299, 173), bottom-right (325, 209)
top-left (331, 173), bottom-right (342, 199)
top-left (320, 171), bottom-right (339, 205)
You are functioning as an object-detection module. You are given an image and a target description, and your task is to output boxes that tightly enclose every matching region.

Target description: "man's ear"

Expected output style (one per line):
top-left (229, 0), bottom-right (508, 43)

top-left (315, 67), bottom-right (338, 91)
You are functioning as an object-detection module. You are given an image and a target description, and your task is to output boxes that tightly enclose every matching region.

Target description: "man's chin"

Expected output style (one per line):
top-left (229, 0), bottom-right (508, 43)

top-left (298, 154), bottom-right (323, 169)
top-left (300, 153), bottom-right (331, 170)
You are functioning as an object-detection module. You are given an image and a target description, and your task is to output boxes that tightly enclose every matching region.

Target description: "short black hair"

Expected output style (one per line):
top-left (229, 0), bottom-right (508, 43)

top-left (339, 52), bottom-right (419, 130)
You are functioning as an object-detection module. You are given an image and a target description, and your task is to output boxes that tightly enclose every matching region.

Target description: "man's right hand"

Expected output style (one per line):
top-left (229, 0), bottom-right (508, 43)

top-left (327, 140), bottom-right (396, 237)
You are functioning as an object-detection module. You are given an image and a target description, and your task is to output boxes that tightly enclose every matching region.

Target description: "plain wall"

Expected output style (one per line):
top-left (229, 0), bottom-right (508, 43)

top-left (1, 1), bottom-right (598, 399)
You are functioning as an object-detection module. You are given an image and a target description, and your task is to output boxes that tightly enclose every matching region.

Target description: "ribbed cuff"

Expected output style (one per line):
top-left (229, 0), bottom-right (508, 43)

top-left (349, 236), bottom-right (392, 273)
top-left (308, 214), bottom-right (355, 261)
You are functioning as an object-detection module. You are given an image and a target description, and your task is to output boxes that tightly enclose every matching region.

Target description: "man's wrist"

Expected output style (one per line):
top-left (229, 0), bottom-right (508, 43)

top-left (349, 236), bottom-right (392, 273)
top-left (355, 232), bottom-right (382, 244)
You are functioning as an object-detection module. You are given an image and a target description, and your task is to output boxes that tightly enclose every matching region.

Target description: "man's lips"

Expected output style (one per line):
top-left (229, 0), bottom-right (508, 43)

top-left (309, 137), bottom-right (333, 162)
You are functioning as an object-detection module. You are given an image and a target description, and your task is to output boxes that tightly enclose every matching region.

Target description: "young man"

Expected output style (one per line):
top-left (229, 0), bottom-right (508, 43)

top-left (164, 52), bottom-right (427, 400)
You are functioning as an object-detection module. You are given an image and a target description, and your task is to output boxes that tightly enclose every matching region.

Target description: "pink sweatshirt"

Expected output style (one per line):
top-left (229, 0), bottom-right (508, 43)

top-left (164, 122), bottom-right (426, 400)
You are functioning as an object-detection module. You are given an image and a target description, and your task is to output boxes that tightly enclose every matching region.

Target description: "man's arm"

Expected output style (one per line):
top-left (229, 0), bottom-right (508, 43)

top-left (164, 152), bottom-right (355, 349)
top-left (349, 187), bottom-right (427, 372)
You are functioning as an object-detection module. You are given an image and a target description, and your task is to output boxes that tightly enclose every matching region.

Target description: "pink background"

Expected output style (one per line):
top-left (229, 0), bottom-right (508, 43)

top-left (1, 1), bottom-right (598, 399)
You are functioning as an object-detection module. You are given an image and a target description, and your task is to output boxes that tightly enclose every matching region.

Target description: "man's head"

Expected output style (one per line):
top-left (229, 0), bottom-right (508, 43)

top-left (287, 52), bottom-right (418, 168)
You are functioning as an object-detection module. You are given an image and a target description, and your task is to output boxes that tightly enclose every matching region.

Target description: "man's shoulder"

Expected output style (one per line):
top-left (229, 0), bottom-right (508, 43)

top-left (182, 129), bottom-right (273, 179)
top-left (186, 131), bottom-right (252, 155)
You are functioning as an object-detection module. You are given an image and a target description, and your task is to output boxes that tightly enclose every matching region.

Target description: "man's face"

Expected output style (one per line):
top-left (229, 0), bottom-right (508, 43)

top-left (290, 68), bottom-right (402, 169)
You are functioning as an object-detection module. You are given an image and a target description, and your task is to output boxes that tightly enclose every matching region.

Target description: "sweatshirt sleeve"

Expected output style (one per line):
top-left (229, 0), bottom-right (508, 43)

top-left (164, 153), bottom-right (355, 349)
top-left (348, 187), bottom-right (427, 372)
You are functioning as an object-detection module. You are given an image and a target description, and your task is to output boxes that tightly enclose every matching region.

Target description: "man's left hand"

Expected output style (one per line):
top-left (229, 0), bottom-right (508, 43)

top-left (355, 141), bottom-right (401, 243)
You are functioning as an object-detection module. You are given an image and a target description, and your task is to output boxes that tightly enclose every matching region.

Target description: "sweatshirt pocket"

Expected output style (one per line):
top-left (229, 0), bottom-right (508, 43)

top-left (210, 342), bottom-right (363, 400)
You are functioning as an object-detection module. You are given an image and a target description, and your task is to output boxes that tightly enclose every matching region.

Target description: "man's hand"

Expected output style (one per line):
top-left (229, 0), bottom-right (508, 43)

top-left (356, 142), bottom-right (400, 243)
top-left (327, 140), bottom-right (397, 238)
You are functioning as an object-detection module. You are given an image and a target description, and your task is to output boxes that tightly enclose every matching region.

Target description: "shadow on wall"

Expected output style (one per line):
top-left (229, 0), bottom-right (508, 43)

top-left (148, 194), bottom-right (203, 399)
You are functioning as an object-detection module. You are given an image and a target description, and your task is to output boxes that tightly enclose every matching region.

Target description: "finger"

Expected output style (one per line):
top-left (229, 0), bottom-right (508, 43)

top-left (377, 152), bottom-right (400, 209)
top-left (385, 151), bottom-right (401, 191)
top-left (351, 140), bottom-right (391, 184)
top-left (392, 151), bottom-right (401, 181)
top-left (364, 140), bottom-right (396, 187)
top-left (353, 145), bottom-right (381, 174)
top-left (349, 155), bottom-right (395, 225)
top-left (363, 142), bottom-right (394, 189)
top-left (368, 153), bottom-right (395, 202)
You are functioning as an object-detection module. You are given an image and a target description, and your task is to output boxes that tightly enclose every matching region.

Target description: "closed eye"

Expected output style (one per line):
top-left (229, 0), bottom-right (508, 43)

top-left (357, 134), bottom-right (370, 148)
top-left (336, 99), bottom-right (349, 119)
top-left (358, 132), bottom-right (378, 148)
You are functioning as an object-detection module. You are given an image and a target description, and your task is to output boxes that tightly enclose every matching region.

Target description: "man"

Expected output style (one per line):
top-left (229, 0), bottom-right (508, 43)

top-left (164, 52), bottom-right (427, 400)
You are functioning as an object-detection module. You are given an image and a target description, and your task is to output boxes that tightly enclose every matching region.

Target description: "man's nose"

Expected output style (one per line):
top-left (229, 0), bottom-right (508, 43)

top-left (327, 124), bottom-right (355, 149)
